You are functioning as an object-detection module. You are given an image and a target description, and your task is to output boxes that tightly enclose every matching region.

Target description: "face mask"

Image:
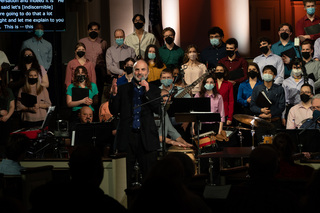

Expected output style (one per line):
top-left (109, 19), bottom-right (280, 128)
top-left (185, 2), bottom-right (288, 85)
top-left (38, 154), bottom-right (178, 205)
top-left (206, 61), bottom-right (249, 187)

top-left (148, 52), bottom-right (156, 60)
top-left (248, 71), bottom-right (258, 79)
top-left (89, 31), bottom-right (98, 39)
top-left (115, 38), bottom-right (124, 46)
top-left (165, 37), bottom-right (174, 45)
top-left (262, 73), bottom-right (273, 82)
top-left (280, 32), bottom-right (289, 40)
top-left (77, 75), bottom-right (86, 83)
top-left (77, 51), bottom-right (85, 58)
top-left (23, 55), bottom-right (34, 64)
top-left (313, 109), bottom-right (320, 121)
top-left (210, 38), bottom-right (220, 46)
top-left (125, 66), bottom-right (133, 75)
top-left (204, 83), bottom-right (214, 91)
top-left (226, 50), bottom-right (235, 58)
top-left (215, 72), bottom-right (224, 79)
top-left (134, 22), bottom-right (144, 30)
top-left (188, 53), bottom-right (197, 61)
top-left (28, 77), bottom-right (38, 85)
top-left (161, 79), bottom-right (173, 87)
top-left (307, 7), bottom-right (315, 15)
top-left (302, 52), bottom-right (311, 59)
top-left (260, 45), bottom-right (269, 54)
top-left (34, 29), bottom-right (44, 38)
top-left (291, 68), bottom-right (303, 77)
top-left (300, 94), bottom-right (310, 103)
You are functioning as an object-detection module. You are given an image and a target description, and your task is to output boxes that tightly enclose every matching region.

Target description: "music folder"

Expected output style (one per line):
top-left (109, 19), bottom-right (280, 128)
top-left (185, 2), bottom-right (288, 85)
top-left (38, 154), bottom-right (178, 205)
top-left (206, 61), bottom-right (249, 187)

top-left (281, 47), bottom-right (296, 59)
top-left (21, 92), bottom-right (37, 107)
top-left (304, 24), bottom-right (320, 35)
top-left (256, 91), bottom-right (272, 108)
top-left (72, 87), bottom-right (89, 101)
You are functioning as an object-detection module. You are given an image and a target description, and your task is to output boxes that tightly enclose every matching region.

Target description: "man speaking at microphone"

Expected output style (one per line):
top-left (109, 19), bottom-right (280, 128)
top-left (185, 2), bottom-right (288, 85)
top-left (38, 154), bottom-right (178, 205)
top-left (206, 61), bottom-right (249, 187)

top-left (109, 59), bottom-right (161, 187)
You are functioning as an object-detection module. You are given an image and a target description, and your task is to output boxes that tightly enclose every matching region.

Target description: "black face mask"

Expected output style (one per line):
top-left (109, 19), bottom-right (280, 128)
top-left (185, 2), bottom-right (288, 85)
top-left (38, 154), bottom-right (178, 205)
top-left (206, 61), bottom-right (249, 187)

top-left (226, 50), bottom-right (235, 58)
top-left (77, 51), bottom-right (85, 58)
top-left (134, 22), bottom-right (144, 30)
top-left (125, 67), bottom-right (133, 75)
top-left (248, 71), bottom-right (258, 79)
top-left (89, 31), bottom-right (98, 39)
top-left (260, 45), bottom-right (269, 54)
top-left (302, 52), bottom-right (311, 60)
top-left (280, 32), bottom-right (289, 40)
top-left (215, 72), bottom-right (224, 79)
top-left (77, 75), bottom-right (86, 83)
top-left (165, 37), bottom-right (174, 45)
top-left (300, 94), bottom-right (311, 103)
top-left (28, 77), bottom-right (38, 85)
top-left (23, 55), bottom-right (34, 64)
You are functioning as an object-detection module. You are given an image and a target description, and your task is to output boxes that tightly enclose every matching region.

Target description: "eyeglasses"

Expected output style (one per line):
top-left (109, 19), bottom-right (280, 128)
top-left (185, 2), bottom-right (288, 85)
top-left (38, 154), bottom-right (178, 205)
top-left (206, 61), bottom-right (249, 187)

top-left (312, 106), bottom-right (320, 110)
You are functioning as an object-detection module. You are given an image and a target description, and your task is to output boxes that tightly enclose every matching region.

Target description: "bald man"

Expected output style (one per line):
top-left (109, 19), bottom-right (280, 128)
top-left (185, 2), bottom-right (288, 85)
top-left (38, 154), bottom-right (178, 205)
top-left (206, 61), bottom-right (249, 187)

top-left (79, 106), bottom-right (93, 124)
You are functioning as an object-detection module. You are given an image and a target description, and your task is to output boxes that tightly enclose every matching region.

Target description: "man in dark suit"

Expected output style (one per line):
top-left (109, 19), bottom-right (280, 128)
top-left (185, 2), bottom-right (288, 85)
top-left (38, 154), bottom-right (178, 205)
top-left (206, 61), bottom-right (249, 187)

top-left (109, 59), bottom-right (161, 187)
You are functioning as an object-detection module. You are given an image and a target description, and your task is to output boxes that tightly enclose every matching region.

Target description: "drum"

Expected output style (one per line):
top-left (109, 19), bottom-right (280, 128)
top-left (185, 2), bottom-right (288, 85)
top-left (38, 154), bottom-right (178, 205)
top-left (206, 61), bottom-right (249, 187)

top-left (167, 146), bottom-right (196, 174)
top-left (192, 131), bottom-right (216, 149)
top-left (262, 135), bottom-right (273, 144)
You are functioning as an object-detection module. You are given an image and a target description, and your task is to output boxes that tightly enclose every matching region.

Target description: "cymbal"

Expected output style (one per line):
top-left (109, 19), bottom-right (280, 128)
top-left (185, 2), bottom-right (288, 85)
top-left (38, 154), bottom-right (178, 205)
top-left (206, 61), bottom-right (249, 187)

top-left (233, 126), bottom-right (251, 131)
top-left (233, 114), bottom-right (274, 129)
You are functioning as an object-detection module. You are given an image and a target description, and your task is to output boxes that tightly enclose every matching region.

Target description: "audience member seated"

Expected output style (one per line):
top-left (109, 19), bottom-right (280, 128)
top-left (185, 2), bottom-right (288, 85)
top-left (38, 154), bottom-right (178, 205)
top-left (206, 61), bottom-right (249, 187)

top-left (300, 169), bottom-right (320, 211)
top-left (182, 44), bottom-right (207, 95)
top-left (300, 40), bottom-right (320, 92)
top-left (214, 63), bottom-right (233, 125)
top-left (21, 23), bottom-right (52, 71)
top-left (16, 68), bottom-right (51, 128)
top-left (159, 27), bottom-right (184, 68)
top-left (237, 62), bottom-right (263, 115)
top-left (144, 44), bottom-right (166, 84)
top-left (0, 134), bottom-right (31, 175)
top-left (200, 26), bottom-right (227, 69)
top-left (29, 144), bottom-right (127, 213)
top-left (125, 14), bottom-right (156, 59)
top-left (295, 0), bottom-right (320, 42)
top-left (106, 29), bottom-right (136, 77)
top-left (116, 57), bottom-right (135, 86)
top-left (253, 37), bottom-right (284, 85)
top-left (66, 66), bottom-right (98, 123)
top-left (271, 23), bottom-right (300, 78)
top-left (287, 83), bottom-right (313, 129)
top-left (0, 63), bottom-right (15, 145)
top-left (11, 48), bottom-right (49, 97)
top-left (64, 42), bottom-right (96, 89)
top-left (0, 50), bottom-right (10, 65)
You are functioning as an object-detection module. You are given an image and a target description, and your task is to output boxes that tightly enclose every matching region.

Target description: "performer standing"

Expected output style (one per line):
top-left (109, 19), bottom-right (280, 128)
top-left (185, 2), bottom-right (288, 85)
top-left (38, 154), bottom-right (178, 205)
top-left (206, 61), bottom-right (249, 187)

top-left (109, 59), bottom-right (161, 186)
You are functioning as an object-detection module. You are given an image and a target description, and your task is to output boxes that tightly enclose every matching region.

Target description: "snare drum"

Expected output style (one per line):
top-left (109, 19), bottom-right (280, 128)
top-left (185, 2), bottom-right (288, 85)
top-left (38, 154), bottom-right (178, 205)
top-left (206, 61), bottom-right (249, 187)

top-left (192, 131), bottom-right (216, 149)
top-left (262, 135), bottom-right (273, 144)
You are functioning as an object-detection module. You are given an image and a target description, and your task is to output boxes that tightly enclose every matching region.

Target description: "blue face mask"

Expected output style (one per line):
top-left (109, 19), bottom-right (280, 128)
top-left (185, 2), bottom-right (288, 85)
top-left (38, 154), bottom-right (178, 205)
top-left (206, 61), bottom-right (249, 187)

top-left (115, 38), bottom-right (124, 46)
top-left (210, 38), bottom-right (220, 46)
top-left (262, 73), bottom-right (274, 82)
top-left (313, 109), bottom-right (320, 121)
top-left (161, 79), bottom-right (173, 87)
top-left (35, 29), bottom-right (44, 38)
top-left (148, 52), bottom-right (156, 60)
top-left (307, 7), bottom-right (315, 15)
top-left (204, 83), bottom-right (214, 91)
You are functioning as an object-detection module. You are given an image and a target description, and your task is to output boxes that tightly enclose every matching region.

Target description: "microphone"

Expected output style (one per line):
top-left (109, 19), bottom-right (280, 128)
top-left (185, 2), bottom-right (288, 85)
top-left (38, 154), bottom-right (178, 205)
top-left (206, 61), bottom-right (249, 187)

top-left (140, 76), bottom-right (145, 81)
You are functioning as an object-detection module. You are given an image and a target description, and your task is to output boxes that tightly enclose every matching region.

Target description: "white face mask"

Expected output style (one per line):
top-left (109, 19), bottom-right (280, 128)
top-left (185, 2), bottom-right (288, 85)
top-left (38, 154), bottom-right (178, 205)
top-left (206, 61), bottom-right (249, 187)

top-left (291, 68), bottom-right (303, 77)
top-left (188, 53), bottom-right (197, 61)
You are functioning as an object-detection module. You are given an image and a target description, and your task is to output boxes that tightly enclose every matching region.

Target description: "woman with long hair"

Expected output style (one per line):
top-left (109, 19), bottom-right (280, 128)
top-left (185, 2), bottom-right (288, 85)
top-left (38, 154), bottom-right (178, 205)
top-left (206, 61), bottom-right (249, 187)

top-left (16, 67), bottom-right (51, 128)
top-left (144, 44), bottom-right (166, 84)
top-left (182, 44), bottom-right (207, 95)
top-left (65, 42), bottom-right (96, 89)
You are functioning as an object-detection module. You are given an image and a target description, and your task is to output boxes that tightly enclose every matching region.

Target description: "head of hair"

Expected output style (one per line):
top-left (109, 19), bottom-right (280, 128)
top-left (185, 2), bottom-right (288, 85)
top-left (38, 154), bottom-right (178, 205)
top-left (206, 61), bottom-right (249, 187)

top-left (87, 21), bottom-right (100, 30)
top-left (24, 67), bottom-right (43, 95)
top-left (162, 27), bottom-right (176, 36)
top-left (292, 58), bottom-right (303, 68)
top-left (73, 66), bottom-right (92, 90)
top-left (278, 23), bottom-right (293, 32)
top-left (114, 28), bottom-right (125, 37)
top-left (301, 83), bottom-right (314, 95)
top-left (5, 133), bottom-right (31, 161)
top-left (74, 42), bottom-right (86, 51)
top-left (199, 75), bottom-right (218, 98)
top-left (263, 65), bottom-right (277, 76)
top-left (272, 132), bottom-right (295, 162)
top-left (303, 0), bottom-right (317, 6)
top-left (182, 44), bottom-right (200, 64)
top-left (124, 57), bottom-right (136, 66)
top-left (311, 94), bottom-right (320, 104)
top-left (208, 26), bottom-right (224, 38)
top-left (132, 14), bottom-right (145, 23)
top-left (144, 44), bottom-right (164, 69)
top-left (0, 62), bottom-right (10, 97)
top-left (301, 40), bottom-right (314, 50)
top-left (248, 62), bottom-right (262, 80)
top-left (258, 36), bottom-right (272, 45)
top-left (226, 38), bottom-right (238, 49)
top-left (160, 67), bottom-right (174, 78)
top-left (214, 63), bottom-right (229, 80)
top-left (19, 48), bottom-right (42, 77)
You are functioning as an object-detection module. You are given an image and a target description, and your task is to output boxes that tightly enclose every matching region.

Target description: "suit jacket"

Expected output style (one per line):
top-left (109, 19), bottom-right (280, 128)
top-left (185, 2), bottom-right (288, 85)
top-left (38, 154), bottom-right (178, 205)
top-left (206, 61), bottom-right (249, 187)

top-left (109, 82), bottom-right (161, 152)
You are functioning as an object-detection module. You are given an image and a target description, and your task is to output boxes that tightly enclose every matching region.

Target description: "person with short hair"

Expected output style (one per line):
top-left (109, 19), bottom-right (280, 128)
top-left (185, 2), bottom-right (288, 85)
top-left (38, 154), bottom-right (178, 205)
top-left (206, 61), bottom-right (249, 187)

top-left (79, 106), bottom-right (93, 124)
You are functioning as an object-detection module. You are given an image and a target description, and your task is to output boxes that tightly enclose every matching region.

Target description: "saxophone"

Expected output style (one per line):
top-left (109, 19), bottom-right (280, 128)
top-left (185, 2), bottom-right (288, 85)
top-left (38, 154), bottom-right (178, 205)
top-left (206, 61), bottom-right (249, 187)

top-left (175, 68), bottom-right (215, 98)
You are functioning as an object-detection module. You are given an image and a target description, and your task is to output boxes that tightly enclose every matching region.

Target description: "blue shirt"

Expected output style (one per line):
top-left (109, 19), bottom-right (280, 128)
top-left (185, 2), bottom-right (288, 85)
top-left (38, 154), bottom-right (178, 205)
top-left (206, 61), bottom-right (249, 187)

top-left (271, 40), bottom-right (300, 77)
top-left (200, 42), bottom-right (227, 69)
top-left (132, 82), bottom-right (144, 129)
top-left (0, 159), bottom-right (24, 175)
top-left (21, 37), bottom-right (52, 70)
top-left (237, 79), bottom-right (263, 107)
top-left (117, 75), bottom-right (129, 86)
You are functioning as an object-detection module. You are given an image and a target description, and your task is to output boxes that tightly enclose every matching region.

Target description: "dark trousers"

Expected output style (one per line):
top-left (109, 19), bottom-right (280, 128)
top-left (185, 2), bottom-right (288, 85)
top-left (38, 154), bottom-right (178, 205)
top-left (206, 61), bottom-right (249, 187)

top-left (126, 130), bottom-right (158, 187)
